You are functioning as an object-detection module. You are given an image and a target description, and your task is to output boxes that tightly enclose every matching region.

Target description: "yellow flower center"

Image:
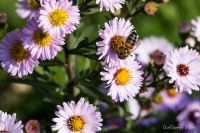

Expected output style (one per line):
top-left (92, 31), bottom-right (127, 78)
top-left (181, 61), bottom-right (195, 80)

top-left (27, 0), bottom-right (40, 9)
top-left (167, 88), bottom-right (177, 97)
top-left (115, 68), bottom-right (131, 85)
top-left (48, 9), bottom-right (68, 27)
top-left (10, 44), bottom-right (29, 62)
top-left (33, 29), bottom-right (52, 47)
top-left (154, 94), bottom-right (163, 104)
top-left (111, 36), bottom-right (126, 52)
top-left (67, 116), bottom-right (85, 132)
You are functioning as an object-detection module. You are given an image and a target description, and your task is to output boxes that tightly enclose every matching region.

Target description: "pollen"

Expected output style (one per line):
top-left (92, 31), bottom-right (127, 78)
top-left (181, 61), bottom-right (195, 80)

top-left (67, 116), bottom-right (85, 132)
top-left (111, 36), bottom-right (126, 52)
top-left (115, 68), bottom-right (131, 85)
top-left (167, 88), bottom-right (177, 97)
top-left (10, 44), bottom-right (29, 62)
top-left (27, 0), bottom-right (40, 9)
top-left (48, 9), bottom-right (68, 27)
top-left (33, 29), bottom-right (52, 47)
top-left (154, 94), bottom-right (163, 104)
top-left (177, 64), bottom-right (189, 76)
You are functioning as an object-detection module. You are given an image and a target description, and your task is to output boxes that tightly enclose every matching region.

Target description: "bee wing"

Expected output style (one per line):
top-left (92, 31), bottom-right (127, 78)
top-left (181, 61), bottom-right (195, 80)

top-left (132, 39), bottom-right (141, 51)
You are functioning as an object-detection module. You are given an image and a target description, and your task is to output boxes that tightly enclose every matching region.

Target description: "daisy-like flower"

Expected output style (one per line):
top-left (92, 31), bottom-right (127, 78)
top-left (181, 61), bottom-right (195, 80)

top-left (192, 16), bottom-right (200, 42)
top-left (162, 88), bottom-right (189, 111)
top-left (52, 98), bottom-right (102, 133)
top-left (25, 120), bottom-right (40, 133)
top-left (16, 0), bottom-right (41, 19)
top-left (38, 0), bottom-right (80, 37)
top-left (0, 111), bottom-right (23, 133)
top-left (97, 17), bottom-right (137, 67)
top-left (22, 18), bottom-right (65, 60)
top-left (163, 46), bottom-right (200, 94)
top-left (101, 57), bottom-right (143, 102)
top-left (0, 29), bottom-right (39, 77)
top-left (177, 101), bottom-right (200, 132)
top-left (135, 36), bottom-right (173, 65)
top-left (96, 0), bottom-right (125, 13)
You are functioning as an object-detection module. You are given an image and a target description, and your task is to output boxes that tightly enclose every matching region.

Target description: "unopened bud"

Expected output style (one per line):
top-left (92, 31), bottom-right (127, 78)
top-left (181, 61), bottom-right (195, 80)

top-left (185, 36), bottom-right (196, 48)
top-left (0, 11), bottom-right (7, 28)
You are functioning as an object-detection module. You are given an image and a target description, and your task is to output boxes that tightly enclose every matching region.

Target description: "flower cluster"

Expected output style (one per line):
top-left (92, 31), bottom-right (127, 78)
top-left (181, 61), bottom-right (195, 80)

top-left (1, 0), bottom-right (80, 77)
top-left (1, 0), bottom-right (200, 133)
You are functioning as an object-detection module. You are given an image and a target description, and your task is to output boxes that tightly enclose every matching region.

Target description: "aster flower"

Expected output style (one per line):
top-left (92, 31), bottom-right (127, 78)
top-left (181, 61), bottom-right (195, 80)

top-left (0, 29), bottom-right (39, 77)
top-left (177, 101), bottom-right (200, 132)
top-left (52, 98), bottom-right (102, 133)
top-left (25, 120), bottom-right (40, 133)
top-left (96, 0), bottom-right (125, 13)
top-left (162, 89), bottom-right (189, 111)
top-left (135, 36), bottom-right (173, 65)
top-left (0, 111), bottom-right (23, 133)
top-left (101, 57), bottom-right (143, 102)
top-left (38, 0), bottom-right (80, 37)
top-left (16, 0), bottom-right (41, 19)
top-left (192, 16), bottom-right (200, 42)
top-left (163, 46), bottom-right (200, 94)
top-left (97, 17), bottom-right (137, 67)
top-left (22, 18), bottom-right (65, 60)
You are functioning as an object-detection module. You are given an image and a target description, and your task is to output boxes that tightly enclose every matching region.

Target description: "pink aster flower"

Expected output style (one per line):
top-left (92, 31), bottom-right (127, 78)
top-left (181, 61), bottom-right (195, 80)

top-left (38, 0), bottom-right (80, 37)
top-left (16, 0), bottom-right (41, 19)
top-left (163, 46), bottom-right (200, 94)
top-left (96, 0), bottom-right (125, 13)
top-left (97, 17), bottom-right (137, 67)
top-left (22, 18), bottom-right (65, 60)
top-left (135, 36), bottom-right (173, 65)
top-left (52, 98), bottom-right (103, 133)
top-left (192, 16), bottom-right (200, 42)
top-left (25, 120), bottom-right (40, 133)
top-left (0, 111), bottom-right (23, 133)
top-left (101, 57), bottom-right (143, 102)
top-left (177, 101), bottom-right (200, 132)
top-left (0, 29), bottom-right (39, 77)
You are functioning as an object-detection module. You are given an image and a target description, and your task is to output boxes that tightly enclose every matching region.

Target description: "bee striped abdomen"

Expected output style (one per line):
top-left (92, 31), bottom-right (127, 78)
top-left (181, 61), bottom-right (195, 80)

top-left (126, 30), bottom-right (139, 45)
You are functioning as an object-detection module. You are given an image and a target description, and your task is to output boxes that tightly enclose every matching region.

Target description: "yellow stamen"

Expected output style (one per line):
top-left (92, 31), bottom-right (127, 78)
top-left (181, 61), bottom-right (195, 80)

top-left (111, 36), bottom-right (126, 52)
top-left (154, 94), bottom-right (163, 104)
top-left (10, 44), bottom-right (29, 62)
top-left (167, 88), bottom-right (177, 97)
top-left (33, 29), bottom-right (52, 47)
top-left (115, 68), bottom-right (131, 85)
top-left (48, 9), bottom-right (68, 27)
top-left (67, 116), bottom-right (85, 132)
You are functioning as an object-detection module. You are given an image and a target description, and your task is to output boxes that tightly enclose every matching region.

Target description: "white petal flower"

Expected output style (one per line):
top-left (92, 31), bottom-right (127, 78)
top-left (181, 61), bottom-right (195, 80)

top-left (163, 46), bottom-right (200, 94)
top-left (52, 98), bottom-right (103, 133)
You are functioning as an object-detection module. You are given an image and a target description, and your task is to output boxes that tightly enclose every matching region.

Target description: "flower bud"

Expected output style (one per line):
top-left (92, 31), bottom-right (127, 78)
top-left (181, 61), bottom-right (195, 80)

top-left (144, 2), bottom-right (158, 16)
top-left (0, 11), bottom-right (7, 28)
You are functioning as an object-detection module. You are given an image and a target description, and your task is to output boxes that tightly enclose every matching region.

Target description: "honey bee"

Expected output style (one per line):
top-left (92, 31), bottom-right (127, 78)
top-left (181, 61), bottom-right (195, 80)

top-left (116, 30), bottom-right (139, 59)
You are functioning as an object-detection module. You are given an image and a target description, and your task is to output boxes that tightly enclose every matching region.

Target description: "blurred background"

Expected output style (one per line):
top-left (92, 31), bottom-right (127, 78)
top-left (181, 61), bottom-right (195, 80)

top-left (0, 0), bottom-right (200, 132)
